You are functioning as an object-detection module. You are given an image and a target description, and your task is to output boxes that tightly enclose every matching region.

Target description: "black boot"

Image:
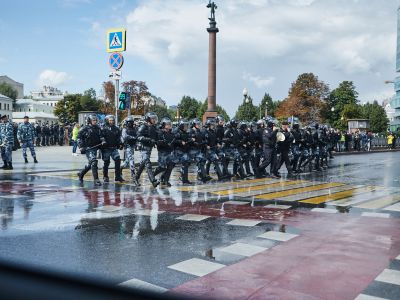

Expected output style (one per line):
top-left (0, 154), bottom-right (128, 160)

top-left (6, 162), bottom-right (13, 170)
top-left (135, 162), bottom-right (145, 182)
top-left (130, 170), bottom-right (140, 186)
top-left (162, 164), bottom-right (174, 187)
top-left (181, 165), bottom-right (192, 184)
top-left (24, 157), bottom-right (28, 163)
top-left (146, 164), bottom-right (159, 188)
top-left (153, 166), bottom-right (166, 178)
top-left (77, 165), bottom-right (91, 183)
top-left (1, 161), bottom-right (7, 169)
top-left (205, 161), bottom-right (211, 176)
top-left (91, 162), bottom-right (102, 186)
top-left (114, 159), bottom-right (125, 182)
top-left (103, 160), bottom-right (110, 182)
top-left (214, 163), bottom-right (224, 181)
top-left (33, 157), bottom-right (38, 163)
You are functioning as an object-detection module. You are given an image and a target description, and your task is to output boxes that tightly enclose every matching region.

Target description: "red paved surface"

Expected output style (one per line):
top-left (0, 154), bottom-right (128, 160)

top-left (169, 213), bottom-right (400, 300)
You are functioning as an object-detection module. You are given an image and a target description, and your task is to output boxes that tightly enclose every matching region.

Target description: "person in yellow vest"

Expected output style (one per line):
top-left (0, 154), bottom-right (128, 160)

top-left (387, 132), bottom-right (394, 150)
top-left (72, 123), bottom-right (80, 156)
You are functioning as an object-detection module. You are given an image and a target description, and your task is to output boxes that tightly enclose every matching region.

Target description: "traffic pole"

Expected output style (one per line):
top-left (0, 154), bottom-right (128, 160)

top-left (115, 78), bottom-right (119, 124)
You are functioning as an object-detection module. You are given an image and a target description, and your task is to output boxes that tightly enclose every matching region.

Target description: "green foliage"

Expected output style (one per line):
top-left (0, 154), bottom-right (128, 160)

top-left (54, 94), bottom-right (82, 123)
top-left (362, 101), bottom-right (389, 133)
top-left (328, 81), bottom-right (359, 128)
top-left (197, 99), bottom-right (230, 121)
top-left (80, 88), bottom-right (100, 112)
top-left (149, 104), bottom-right (175, 120)
top-left (259, 93), bottom-right (279, 118)
top-left (178, 96), bottom-right (201, 120)
top-left (0, 82), bottom-right (17, 100)
top-left (235, 96), bottom-right (258, 121)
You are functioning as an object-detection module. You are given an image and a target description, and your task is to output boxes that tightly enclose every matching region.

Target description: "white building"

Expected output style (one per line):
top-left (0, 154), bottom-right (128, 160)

top-left (0, 75), bottom-right (24, 99)
top-left (0, 94), bottom-right (13, 119)
top-left (31, 86), bottom-right (66, 107)
top-left (13, 99), bottom-right (58, 123)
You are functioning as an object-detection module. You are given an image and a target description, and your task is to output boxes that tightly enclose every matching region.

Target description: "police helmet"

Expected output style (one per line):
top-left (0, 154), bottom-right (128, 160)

top-left (239, 121), bottom-right (247, 130)
top-left (125, 116), bottom-right (134, 127)
top-left (87, 114), bottom-right (98, 124)
top-left (145, 112), bottom-right (158, 124)
top-left (229, 118), bottom-right (238, 128)
top-left (215, 115), bottom-right (225, 124)
top-left (105, 115), bottom-right (115, 125)
top-left (205, 118), bottom-right (216, 128)
top-left (161, 117), bottom-right (172, 129)
top-left (178, 119), bottom-right (190, 131)
top-left (292, 123), bottom-right (300, 130)
top-left (191, 118), bottom-right (202, 128)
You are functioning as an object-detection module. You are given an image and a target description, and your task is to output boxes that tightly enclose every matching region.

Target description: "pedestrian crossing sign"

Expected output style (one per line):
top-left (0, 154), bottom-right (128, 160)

top-left (106, 28), bottom-right (126, 53)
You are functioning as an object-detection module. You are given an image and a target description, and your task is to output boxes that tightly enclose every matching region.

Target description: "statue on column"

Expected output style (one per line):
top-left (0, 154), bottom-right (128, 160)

top-left (207, 1), bottom-right (217, 21)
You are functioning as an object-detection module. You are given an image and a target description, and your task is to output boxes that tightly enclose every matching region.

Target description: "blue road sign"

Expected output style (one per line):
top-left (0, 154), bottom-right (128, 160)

top-left (106, 28), bottom-right (126, 53)
top-left (109, 53), bottom-right (124, 70)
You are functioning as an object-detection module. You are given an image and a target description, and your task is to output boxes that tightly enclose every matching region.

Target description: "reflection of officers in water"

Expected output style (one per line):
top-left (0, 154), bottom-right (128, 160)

top-left (77, 114), bottom-right (105, 186)
top-left (101, 115), bottom-right (124, 183)
top-left (0, 198), bottom-right (14, 230)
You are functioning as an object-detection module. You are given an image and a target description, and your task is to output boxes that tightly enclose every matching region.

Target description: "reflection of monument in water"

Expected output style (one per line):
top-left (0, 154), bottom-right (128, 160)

top-left (389, 7), bottom-right (400, 131)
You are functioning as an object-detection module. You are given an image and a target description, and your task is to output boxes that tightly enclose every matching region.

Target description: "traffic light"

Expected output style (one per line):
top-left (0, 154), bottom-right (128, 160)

top-left (118, 92), bottom-right (128, 110)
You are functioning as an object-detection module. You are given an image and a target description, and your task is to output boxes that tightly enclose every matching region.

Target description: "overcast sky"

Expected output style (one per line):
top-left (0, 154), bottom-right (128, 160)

top-left (0, 0), bottom-right (398, 116)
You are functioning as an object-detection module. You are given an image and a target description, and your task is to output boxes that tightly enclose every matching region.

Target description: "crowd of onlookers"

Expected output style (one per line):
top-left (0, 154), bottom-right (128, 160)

top-left (328, 129), bottom-right (398, 152)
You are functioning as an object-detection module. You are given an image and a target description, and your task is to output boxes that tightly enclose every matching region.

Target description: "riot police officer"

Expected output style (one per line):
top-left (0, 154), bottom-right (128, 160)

top-left (238, 122), bottom-right (254, 177)
top-left (122, 116), bottom-right (140, 186)
top-left (203, 118), bottom-right (224, 180)
top-left (291, 123), bottom-right (303, 173)
top-left (136, 112), bottom-right (160, 188)
top-left (0, 115), bottom-right (14, 170)
top-left (189, 118), bottom-right (210, 182)
top-left (101, 115), bottom-right (124, 183)
top-left (276, 121), bottom-right (294, 176)
top-left (173, 120), bottom-right (192, 184)
top-left (155, 118), bottom-right (176, 187)
top-left (215, 115), bottom-right (231, 178)
top-left (223, 119), bottom-right (245, 179)
top-left (77, 114), bottom-right (104, 186)
top-left (17, 116), bottom-right (38, 163)
top-left (256, 119), bottom-right (279, 178)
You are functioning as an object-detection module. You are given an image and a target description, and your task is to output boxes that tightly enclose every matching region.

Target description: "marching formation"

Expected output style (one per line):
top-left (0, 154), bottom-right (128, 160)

top-left (76, 112), bottom-right (336, 187)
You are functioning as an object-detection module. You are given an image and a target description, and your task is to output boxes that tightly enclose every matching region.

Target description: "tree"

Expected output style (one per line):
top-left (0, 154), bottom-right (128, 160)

top-left (102, 81), bottom-right (115, 102)
top-left (259, 93), bottom-right (279, 118)
top-left (235, 96), bottom-right (258, 121)
top-left (54, 94), bottom-right (82, 123)
top-left (178, 96), bottom-right (201, 119)
top-left (327, 81), bottom-right (359, 128)
top-left (80, 88), bottom-right (100, 111)
top-left (362, 101), bottom-right (389, 133)
top-left (197, 99), bottom-right (230, 121)
top-left (122, 80), bottom-right (150, 115)
top-left (0, 82), bottom-right (17, 102)
top-left (149, 104), bottom-right (175, 120)
top-left (275, 73), bottom-right (329, 124)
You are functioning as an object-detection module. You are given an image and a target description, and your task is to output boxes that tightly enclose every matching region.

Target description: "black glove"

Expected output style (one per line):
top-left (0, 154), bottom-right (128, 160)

top-left (80, 147), bottom-right (86, 154)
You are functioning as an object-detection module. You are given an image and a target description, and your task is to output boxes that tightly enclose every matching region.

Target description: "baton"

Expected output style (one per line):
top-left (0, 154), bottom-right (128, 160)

top-left (86, 142), bottom-right (103, 150)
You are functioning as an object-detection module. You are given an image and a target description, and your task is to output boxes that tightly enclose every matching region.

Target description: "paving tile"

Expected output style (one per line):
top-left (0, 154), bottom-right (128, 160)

top-left (118, 278), bottom-right (167, 293)
top-left (258, 231), bottom-right (299, 242)
top-left (168, 258), bottom-right (225, 277)
top-left (176, 214), bottom-right (211, 221)
top-left (361, 212), bottom-right (390, 219)
top-left (311, 208), bottom-right (338, 214)
top-left (219, 242), bottom-right (268, 257)
top-left (264, 204), bottom-right (292, 210)
top-left (226, 219), bottom-right (262, 227)
top-left (375, 269), bottom-right (400, 285)
top-left (95, 205), bottom-right (121, 213)
top-left (223, 201), bottom-right (249, 205)
top-left (355, 294), bottom-right (389, 300)
top-left (383, 202), bottom-right (400, 212)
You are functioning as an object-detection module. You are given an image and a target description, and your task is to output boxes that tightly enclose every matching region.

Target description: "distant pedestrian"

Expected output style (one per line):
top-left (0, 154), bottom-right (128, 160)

top-left (17, 116), bottom-right (38, 163)
top-left (72, 123), bottom-right (80, 156)
top-left (387, 132), bottom-right (394, 150)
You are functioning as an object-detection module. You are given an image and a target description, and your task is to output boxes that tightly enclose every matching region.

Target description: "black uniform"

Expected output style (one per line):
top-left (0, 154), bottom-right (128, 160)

top-left (137, 123), bottom-right (159, 186)
top-left (101, 123), bottom-right (124, 182)
top-left (257, 126), bottom-right (279, 177)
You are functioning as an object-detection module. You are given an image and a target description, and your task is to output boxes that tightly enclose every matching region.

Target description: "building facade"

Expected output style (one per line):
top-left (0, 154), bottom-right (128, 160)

top-left (13, 99), bottom-right (58, 123)
top-left (0, 94), bottom-right (13, 119)
top-left (31, 86), bottom-right (66, 107)
top-left (0, 75), bottom-right (24, 99)
top-left (390, 7), bottom-right (400, 132)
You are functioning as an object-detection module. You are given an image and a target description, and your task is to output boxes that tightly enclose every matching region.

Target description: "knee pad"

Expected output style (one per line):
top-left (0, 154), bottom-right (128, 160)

top-left (90, 159), bottom-right (98, 168)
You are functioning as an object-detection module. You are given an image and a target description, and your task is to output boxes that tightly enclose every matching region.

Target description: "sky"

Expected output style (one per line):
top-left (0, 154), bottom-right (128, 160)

top-left (0, 0), bottom-right (398, 116)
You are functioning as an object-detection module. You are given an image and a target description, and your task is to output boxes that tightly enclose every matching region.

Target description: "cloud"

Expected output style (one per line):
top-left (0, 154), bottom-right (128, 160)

top-left (117, 0), bottom-right (398, 114)
top-left (242, 72), bottom-right (275, 88)
top-left (37, 70), bottom-right (71, 87)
